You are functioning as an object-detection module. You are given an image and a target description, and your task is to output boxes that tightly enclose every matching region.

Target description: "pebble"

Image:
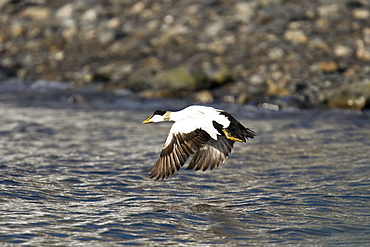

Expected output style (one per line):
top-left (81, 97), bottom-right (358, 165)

top-left (81, 9), bottom-right (98, 23)
top-left (356, 40), bottom-right (370, 61)
top-left (106, 18), bottom-right (121, 29)
top-left (317, 61), bottom-right (339, 73)
top-left (352, 9), bottom-right (370, 19)
top-left (18, 6), bottom-right (51, 20)
top-left (0, 0), bottom-right (369, 110)
top-left (130, 2), bottom-right (145, 14)
top-left (194, 90), bottom-right (213, 103)
top-left (284, 30), bottom-right (307, 44)
top-left (234, 2), bottom-right (256, 23)
top-left (317, 4), bottom-right (341, 18)
top-left (334, 45), bottom-right (352, 57)
top-left (56, 4), bottom-right (75, 20)
top-left (268, 47), bottom-right (285, 60)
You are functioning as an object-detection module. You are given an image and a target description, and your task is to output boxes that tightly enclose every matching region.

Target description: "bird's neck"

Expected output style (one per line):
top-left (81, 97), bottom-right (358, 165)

top-left (168, 111), bottom-right (182, 122)
top-left (164, 111), bottom-right (172, 121)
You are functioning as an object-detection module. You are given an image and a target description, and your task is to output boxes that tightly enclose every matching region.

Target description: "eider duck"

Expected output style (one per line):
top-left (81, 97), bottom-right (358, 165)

top-left (142, 105), bottom-right (256, 181)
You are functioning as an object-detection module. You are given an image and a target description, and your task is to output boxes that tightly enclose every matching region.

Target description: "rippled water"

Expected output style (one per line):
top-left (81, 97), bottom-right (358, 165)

top-left (0, 101), bottom-right (369, 246)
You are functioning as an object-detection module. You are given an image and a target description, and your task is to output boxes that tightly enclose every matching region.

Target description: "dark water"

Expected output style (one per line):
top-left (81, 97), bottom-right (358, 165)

top-left (0, 101), bottom-right (369, 246)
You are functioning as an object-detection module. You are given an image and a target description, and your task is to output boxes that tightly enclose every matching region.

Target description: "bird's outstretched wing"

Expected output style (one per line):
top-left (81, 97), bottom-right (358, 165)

top-left (186, 135), bottom-right (234, 171)
top-left (148, 128), bottom-right (211, 181)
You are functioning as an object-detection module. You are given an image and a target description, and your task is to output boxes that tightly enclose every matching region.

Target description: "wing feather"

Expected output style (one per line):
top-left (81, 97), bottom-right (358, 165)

top-left (186, 135), bottom-right (235, 172)
top-left (148, 128), bottom-right (211, 181)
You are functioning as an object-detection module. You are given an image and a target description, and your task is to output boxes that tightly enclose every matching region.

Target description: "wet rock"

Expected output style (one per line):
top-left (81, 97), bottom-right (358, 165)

top-left (204, 67), bottom-right (232, 86)
top-left (152, 66), bottom-right (209, 92)
top-left (247, 75), bottom-right (266, 96)
top-left (67, 94), bottom-right (85, 104)
top-left (320, 81), bottom-right (370, 110)
top-left (139, 89), bottom-right (172, 99)
top-left (265, 79), bottom-right (290, 97)
top-left (194, 90), bottom-right (213, 103)
top-left (270, 95), bottom-right (314, 109)
top-left (236, 92), bottom-right (251, 105)
top-left (126, 67), bottom-right (158, 92)
top-left (0, 65), bottom-right (16, 80)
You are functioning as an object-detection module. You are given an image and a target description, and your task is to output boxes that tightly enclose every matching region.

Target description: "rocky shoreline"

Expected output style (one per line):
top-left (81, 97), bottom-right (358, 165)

top-left (0, 0), bottom-right (369, 110)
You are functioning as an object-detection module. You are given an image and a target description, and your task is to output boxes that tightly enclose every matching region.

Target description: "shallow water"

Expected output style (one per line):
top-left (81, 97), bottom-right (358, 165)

top-left (0, 101), bottom-right (369, 246)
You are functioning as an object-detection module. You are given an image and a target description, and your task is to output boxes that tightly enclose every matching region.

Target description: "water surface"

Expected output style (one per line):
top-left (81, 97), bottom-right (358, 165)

top-left (0, 102), bottom-right (369, 246)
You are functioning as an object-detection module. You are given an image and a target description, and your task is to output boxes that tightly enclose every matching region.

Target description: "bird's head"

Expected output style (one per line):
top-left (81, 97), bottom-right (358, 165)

top-left (142, 110), bottom-right (171, 124)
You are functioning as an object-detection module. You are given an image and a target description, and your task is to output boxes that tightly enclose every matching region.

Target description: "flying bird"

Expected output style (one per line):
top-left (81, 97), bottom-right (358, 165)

top-left (142, 105), bottom-right (256, 181)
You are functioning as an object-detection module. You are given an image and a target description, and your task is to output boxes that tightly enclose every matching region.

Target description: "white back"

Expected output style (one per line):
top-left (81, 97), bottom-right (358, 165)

top-left (167, 105), bottom-right (230, 144)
